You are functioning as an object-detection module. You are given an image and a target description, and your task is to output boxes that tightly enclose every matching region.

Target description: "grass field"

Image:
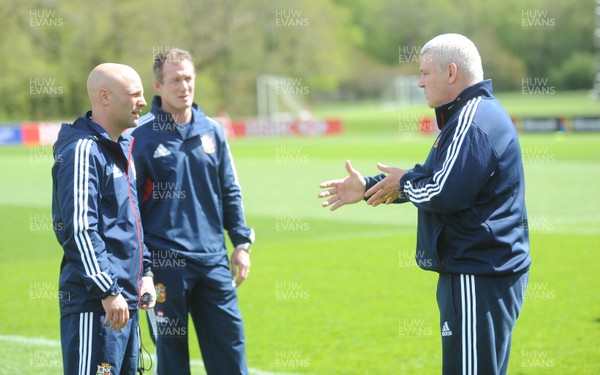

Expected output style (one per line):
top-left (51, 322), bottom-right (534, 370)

top-left (0, 95), bottom-right (599, 374)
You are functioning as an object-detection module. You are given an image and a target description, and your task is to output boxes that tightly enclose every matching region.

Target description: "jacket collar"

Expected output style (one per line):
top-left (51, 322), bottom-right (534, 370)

top-left (76, 111), bottom-right (131, 144)
top-left (149, 96), bottom-right (208, 139)
top-left (150, 96), bottom-right (205, 123)
top-left (435, 79), bottom-right (493, 130)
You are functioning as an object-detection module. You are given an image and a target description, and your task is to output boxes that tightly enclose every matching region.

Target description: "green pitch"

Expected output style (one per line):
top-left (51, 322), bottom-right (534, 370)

top-left (0, 112), bottom-right (599, 373)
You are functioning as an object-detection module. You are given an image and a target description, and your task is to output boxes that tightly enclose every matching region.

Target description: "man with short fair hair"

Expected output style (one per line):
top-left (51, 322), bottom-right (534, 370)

top-left (152, 48), bottom-right (194, 87)
top-left (319, 33), bottom-right (530, 374)
top-left (421, 33), bottom-right (484, 85)
top-left (52, 63), bottom-right (155, 374)
top-left (130, 48), bottom-right (254, 374)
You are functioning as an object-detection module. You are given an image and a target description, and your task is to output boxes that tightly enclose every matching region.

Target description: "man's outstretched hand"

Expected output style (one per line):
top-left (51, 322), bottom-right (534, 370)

top-left (318, 160), bottom-right (366, 211)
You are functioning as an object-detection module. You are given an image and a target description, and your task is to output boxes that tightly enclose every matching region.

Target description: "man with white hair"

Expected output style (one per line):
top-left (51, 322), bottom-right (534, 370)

top-left (319, 33), bottom-right (530, 374)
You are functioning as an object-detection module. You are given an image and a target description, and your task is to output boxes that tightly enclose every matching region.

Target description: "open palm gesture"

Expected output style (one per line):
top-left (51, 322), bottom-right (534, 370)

top-left (318, 160), bottom-right (366, 211)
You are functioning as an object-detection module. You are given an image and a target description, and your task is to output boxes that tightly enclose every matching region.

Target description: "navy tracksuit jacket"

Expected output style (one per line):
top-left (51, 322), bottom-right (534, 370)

top-left (52, 112), bottom-right (151, 313)
top-left (367, 80), bottom-right (531, 276)
top-left (131, 97), bottom-right (254, 260)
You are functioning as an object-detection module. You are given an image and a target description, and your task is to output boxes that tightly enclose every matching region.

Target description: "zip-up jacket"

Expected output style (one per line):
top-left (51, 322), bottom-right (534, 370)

top-left (129, 97), bottom-right (254, 265)
top-left (366, 80), bottom-right (531, 275)
top-left (52, 112), bottom-right (151, 315)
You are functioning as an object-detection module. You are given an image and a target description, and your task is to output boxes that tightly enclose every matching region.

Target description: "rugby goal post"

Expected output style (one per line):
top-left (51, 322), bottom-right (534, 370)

top-left (256, 74), bottom-right (312, 120)
top-left (381, 75), bottom-right (425, 107)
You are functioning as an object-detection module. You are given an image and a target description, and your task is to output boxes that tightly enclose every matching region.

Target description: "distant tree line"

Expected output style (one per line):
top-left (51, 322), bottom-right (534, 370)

top-left (0, 0), bottom-right (596, 120)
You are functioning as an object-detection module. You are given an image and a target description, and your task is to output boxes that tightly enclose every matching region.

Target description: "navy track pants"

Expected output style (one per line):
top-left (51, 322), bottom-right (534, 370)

top-left (437, 272), bottom-right (528, 375)
top-left (60, 310), bottom-right (139, 375)
top-left (146, 252), bottom-right (247, 375)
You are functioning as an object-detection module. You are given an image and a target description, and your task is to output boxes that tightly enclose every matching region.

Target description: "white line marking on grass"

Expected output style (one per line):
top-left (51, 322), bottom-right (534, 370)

top-left (0, 333), bottom-right (60, 347)
top-left (0, 333), bottom-right (300, 375)
top-left (313, 229), bottom-right (409, 242)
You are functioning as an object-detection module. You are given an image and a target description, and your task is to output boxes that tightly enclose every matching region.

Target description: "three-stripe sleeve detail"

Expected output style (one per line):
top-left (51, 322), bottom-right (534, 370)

top-left (72, 139), bottom-right (112, 292)
top-left (404, 96), bottom-right (482, 203)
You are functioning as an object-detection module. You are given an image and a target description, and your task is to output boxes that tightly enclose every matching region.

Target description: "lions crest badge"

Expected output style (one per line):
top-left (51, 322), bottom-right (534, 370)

top-left (200, 134), bottom-right (216, 154)
top-left (155, 283), bottom-right (167, 303)
top-left (96, 362), bottom-right (111, 375)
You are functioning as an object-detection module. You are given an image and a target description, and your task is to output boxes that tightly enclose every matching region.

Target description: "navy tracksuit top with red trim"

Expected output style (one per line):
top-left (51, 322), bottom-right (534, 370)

top-left (366, 80), bottom-right (531, 275)
top-left (52, 112), bottom-right (151, 315)
top-left (129, 97), bottom-right (254, 265)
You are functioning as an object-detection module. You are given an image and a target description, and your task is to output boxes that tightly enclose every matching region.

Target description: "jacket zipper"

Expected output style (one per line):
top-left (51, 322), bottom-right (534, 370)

top-left (125, 137), bottom-right (144, 308)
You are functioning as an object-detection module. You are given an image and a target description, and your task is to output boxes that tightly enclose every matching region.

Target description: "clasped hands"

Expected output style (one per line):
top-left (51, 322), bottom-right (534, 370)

top-left (318, 160), bottom-right (406, 211)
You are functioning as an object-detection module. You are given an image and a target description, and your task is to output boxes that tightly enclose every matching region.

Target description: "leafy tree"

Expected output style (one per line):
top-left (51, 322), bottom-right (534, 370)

top-left (0, 0), bottom-right (595, 121)
top-left (550, 52), bottom-right (597, 90)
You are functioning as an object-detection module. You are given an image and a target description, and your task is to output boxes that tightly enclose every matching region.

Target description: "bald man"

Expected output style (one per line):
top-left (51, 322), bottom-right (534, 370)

top-left (52, 63), bottom-right (155, 374)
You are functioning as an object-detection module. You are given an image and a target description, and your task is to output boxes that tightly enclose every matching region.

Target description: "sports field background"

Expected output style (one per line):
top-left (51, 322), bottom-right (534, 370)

top-left (0, 92), bottom-right (599, 374)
